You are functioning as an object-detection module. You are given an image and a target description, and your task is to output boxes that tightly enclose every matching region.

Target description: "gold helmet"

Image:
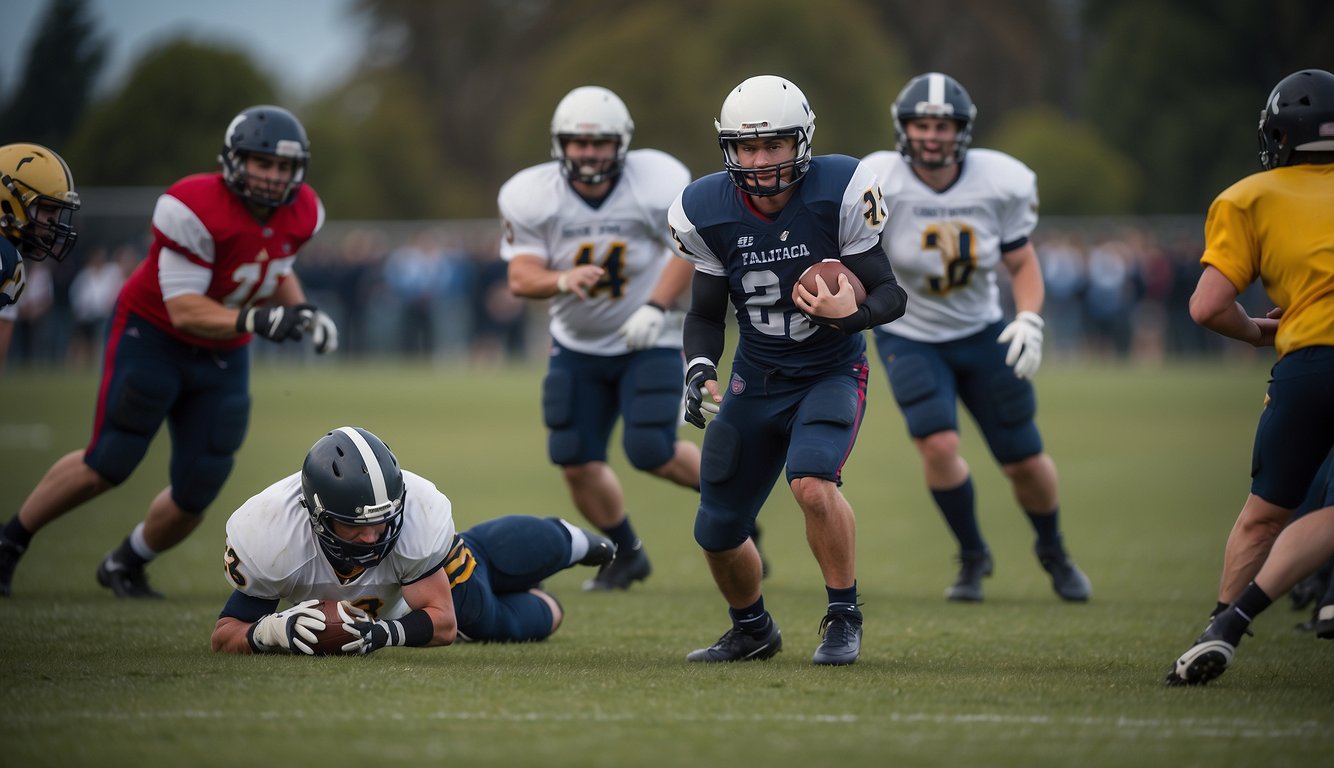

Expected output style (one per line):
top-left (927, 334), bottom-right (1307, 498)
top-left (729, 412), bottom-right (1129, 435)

top-left (0, 143), bottom-right (80, 262)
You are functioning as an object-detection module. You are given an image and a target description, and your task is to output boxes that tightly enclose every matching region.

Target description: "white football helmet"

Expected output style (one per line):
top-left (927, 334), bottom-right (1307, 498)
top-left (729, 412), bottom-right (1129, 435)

top-left (715, 75), bottom-right (816, 196)
top-left (550, 86), bottom-right (634, 184)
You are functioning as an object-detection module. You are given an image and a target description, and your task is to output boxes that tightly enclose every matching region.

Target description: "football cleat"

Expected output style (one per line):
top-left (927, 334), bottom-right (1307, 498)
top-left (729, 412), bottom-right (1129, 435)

top-left (687, 619), bottom-right (782, 662)
top-left (945, 550), bottom-right (992, 602)
top-left (812, 604), bottom-right (863, 666)
top-left (0, 537), bottom-right (24, 597)
top-left (582, 539), bottom-right (650, 591)
top-left (1289, 572), bottom-right (1328, 611)
top-left (96, 556), bottom-right (164, 599)
top-left (578, 532), bottom-right (617, 567)
top-left (1037, 547), bottom-right (1091, 602)
top-left (1316, 603), bottom-right (1334, 640)
top-left (1165, 621), bottom-right (1235, 686)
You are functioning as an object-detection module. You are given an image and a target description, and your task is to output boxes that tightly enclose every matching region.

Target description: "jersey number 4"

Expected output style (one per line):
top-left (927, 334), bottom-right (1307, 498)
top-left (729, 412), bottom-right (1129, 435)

top-left (575, 241), bottom-right (627, 299)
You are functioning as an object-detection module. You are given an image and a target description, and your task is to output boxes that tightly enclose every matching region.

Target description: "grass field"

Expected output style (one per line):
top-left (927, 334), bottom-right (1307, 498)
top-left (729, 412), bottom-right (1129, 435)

top-left (2, 358), bottom-right (1331, 767)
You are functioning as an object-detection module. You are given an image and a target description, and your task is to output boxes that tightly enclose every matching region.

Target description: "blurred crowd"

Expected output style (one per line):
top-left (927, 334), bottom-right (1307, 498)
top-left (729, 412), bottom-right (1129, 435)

top-left (6, 216), bottom-right (1277, 371)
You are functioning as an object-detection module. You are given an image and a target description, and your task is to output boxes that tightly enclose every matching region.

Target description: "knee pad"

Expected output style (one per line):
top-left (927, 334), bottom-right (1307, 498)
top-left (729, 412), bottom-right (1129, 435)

top-left (171, 394), bottom-right (249, 513)
top-left (889, 355), bottom-right (954, 436)
top-left (95, 373), bottom-right (178, 483)
top-left (622, 357), bottom-right (681, 470)
top-left (541, 370), bottom-right (581, 464)
top-left (988, 371), bottom-right (1036, 427)
top-left (700, 420), bottom-right (740, 485)
top-left (694, 504), bottom-right (751, 552)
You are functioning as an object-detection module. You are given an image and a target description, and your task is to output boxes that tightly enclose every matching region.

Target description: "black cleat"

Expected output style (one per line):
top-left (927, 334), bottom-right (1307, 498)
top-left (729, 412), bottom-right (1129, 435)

top-left (1289, 572), bottom-right (1328, 611)
top-left (1037, 547), bottom-right (1091, 602)
top-left (945, 550), bottom-right (992, 602)
top-left (578, 533), bottom-right (617, 567)
top-left (812, 604), bottom-right (863, 666)
top-left (96, 556), bottom-right (164, 599)
top-left (582, 540), bottom-right (651, 591)
top-left (1165, 620), bottom-right (1235, 686)
top-left (0, 538), bottom-right (24, 597)
top-left (687, 619), bottom-right (782, 662)
top-left (1316, 603), bottom-right (1334, 640)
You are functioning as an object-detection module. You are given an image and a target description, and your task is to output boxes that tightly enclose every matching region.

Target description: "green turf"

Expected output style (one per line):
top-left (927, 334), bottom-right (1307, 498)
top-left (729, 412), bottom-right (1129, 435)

top-left (3, 358), bottom-right (1331, 767)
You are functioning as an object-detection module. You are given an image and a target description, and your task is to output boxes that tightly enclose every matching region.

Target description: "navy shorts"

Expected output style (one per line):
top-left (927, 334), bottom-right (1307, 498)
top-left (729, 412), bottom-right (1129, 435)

top-left (694, 355), bottom-right (869, 551)
top-left (873, 321), bottom-right (1042, 464)
top-left (84, 309), bottom-right (251, 513)
top-left (541, 343), bottom-right (683, 467)
top-left (1250, 346), bottom-right (1334, 509)
top-left (452, 516), bottom-right (576, 642)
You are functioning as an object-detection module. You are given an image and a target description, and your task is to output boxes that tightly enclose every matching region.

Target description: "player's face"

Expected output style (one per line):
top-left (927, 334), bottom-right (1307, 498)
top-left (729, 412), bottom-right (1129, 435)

top-left (562, 135), bottom-right (618, 180)
top-left (904, 118), bottom-right (960, 167)
top-left (330, 519), bottom-right (388, 545)
top-left (734, 136), bottom-right (797, 189)
top-left (242, 153), bottom-right (297, 201)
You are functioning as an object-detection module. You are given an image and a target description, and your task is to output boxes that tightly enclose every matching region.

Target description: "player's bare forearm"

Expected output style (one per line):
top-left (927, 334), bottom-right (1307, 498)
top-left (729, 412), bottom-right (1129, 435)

top-left (649, 254), bottom-right (696, 307)
top-left (404, 570), bottom-right (458, 646)
top-left (211, 616), bottom-right (255, 654)
top-left (165, 293), bottom-right (244, 339)
top-left (1002, 243), bottom-right (1044, 314)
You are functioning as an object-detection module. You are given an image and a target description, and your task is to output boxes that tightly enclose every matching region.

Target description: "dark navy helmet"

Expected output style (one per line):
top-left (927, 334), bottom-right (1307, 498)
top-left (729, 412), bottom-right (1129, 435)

top-left (219, 105), bottom-right (310, 206)
top-left (301, 427), bottom-right (406, 573)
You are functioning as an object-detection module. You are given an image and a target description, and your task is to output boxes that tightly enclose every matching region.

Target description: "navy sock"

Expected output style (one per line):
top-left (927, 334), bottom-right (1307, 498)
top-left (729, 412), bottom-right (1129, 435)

top-left (826, 583), bottom-right (858, 609)
top-left (932, 478), bottom-right (986, 554)
top-left (1211, 601), bottom-right (1229, 618)
top-left (601, 519), bottom-right (638, 552)
top-left (1025, 507), bottom-right (1064, 552)
top-left (1, 516), bottom-right (33, 549)
top-left (1212, 583), bottom-right (1272, 645)
top-left (729, 597), bottom-right (770, 632)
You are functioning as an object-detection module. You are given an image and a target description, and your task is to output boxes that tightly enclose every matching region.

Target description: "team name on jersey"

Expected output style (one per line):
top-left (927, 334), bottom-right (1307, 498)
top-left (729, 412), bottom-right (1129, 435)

top-left (912, 205), bottom-right (985, 218)
top-left (741, 242), bottom-right (811, 266)
top-left (561, 222), bottom-right (627, 238)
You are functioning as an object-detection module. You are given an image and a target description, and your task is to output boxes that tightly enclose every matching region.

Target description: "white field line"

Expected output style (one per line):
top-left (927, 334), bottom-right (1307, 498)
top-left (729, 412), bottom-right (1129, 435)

top-left (8, 709), bottom-right (1325, 739)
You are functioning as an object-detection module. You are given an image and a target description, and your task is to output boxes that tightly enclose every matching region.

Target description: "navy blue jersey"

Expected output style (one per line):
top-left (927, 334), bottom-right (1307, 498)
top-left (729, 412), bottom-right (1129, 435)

top-left (669, 155), bottom-right (885, 377)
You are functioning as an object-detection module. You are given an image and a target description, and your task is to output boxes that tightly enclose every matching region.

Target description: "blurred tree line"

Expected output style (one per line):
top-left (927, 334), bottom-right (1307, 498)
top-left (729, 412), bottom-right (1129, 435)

top-left (2, 0), bottom-right (1330, 220)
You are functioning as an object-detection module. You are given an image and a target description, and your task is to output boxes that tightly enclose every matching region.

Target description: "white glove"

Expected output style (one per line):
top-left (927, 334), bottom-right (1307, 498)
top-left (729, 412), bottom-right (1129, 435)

top-left (337, 600), bottom-right (405, 655)
top-left (618, 302), bottom-right (666, 350)
top-left (249, 599), bottom-right (325, 654)
top-left (300, 307), bottom-right (339, 354)
top-left (997, 311), bottom-right (1044, 379)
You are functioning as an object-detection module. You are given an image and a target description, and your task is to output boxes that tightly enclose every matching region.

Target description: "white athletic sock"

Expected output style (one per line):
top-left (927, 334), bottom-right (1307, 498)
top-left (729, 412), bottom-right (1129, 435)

top-left (128, 522), bottom-right (158, 562)
top-left (560, 519), bottom-right (589, 565)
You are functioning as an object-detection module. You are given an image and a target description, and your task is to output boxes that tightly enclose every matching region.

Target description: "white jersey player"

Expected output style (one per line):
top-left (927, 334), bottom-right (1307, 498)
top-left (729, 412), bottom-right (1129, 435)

top-left (211, 427), bottom-right (618, 655)
top-left (862, 148), bottom-right (1038, 342)
top-left (863, 73), bottom-right (1090, 606)
top-left (495, 86), bottom-right (704, 592)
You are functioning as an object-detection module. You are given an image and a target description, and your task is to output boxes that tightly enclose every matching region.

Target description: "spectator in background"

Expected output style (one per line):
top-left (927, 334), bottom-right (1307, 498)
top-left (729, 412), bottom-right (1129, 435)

top-left (385, 230), bottom-right (446, 359)
top-left (66, 246), bottom-right (127, 368)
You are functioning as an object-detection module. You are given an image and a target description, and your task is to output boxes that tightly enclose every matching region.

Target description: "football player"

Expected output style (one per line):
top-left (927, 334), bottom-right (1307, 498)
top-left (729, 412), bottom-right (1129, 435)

top-left (0, 105), bottom-right (338, 599)
top-left (861, 73), bottom-right (1091, 604)
top-left (211, 427), bottom-right (617, 654)
top-left (670, 75), bottom-right (906, 665)
top-left (497, 86), bottom-right (702, 591)
top-left (1167, 69), bottom-right (1334, 686)
top-left (0, 142), bottom-right (80, 372)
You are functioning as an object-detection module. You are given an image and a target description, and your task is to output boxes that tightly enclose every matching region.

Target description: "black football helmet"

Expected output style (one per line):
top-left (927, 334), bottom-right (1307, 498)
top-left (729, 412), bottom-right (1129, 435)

top-left (892, 72), bottom-right (977, 167)
top-left (219, 105), bottom-right (310, 206)
top-left (1258, 69), bottom-right (1334, 170)
top-left (301, 427), bottom-right (406, 573)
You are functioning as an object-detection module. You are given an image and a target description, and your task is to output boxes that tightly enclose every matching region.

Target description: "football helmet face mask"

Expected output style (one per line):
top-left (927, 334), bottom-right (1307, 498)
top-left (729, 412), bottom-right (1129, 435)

top-left (0, 143), bottom-right (79, 262)
top-left (1258, 69), bottom-right (1334, 170)
top-left (716, 75), bottom-right (816, 196)
top-left (219, 105), bottom-right (310, 207)
top-left (301, 427), bottom-right (406, 573)
top-left (892, 73), bottom-right (977, 168)
top-left (550, 86), bottom-right (634, 184)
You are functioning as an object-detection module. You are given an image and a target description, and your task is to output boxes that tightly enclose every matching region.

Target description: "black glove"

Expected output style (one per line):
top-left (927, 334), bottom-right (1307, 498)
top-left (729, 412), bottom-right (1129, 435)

top-left (236, 304), bottom-right (307, 343)
top-left (684, 362), bottom-right (718, 429)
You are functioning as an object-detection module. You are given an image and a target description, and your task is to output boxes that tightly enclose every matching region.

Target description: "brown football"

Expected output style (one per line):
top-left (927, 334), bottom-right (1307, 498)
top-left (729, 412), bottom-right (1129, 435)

top-left (308, 600), bottom-right (360, 656)
top-left (794, 260), bottom-right (866, 307)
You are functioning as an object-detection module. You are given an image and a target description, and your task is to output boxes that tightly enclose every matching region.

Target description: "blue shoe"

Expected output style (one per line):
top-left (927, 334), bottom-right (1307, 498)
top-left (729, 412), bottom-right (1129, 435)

top-left (687, 620), bottom-right (782, 662)
top-left (1037, 547), bottom-right (1091, 602)
top-left (812, 604), bottom-right (862, 666)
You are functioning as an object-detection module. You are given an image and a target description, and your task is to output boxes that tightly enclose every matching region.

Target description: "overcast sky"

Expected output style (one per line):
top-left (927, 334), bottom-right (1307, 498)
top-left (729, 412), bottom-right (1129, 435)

top-left (3, 0), bottom-right (368, 101)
